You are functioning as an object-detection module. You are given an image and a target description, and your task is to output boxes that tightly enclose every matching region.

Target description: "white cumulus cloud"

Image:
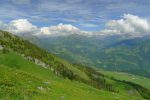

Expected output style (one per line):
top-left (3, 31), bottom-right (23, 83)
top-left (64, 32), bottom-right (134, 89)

top-left (6, 19), bottom-right (38, 34)
top-left (48, 23), bottom-right (79, 32)
top-left (102, 14), bottom-right (150, 36)
top-left (0, 19), bottom-right (91, 36)
top-left (0, 14), bottom-right (150, 37)
top-left (36, 23), bottom-right (90, 36)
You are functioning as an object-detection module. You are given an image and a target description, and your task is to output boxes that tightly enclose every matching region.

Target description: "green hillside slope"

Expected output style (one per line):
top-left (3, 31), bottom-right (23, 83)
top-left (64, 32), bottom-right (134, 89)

top-left (0, 52), bottom-right (144, 100)
top-left (100, 70), bottom-right (150, 90)
top-left (0, 30), bottom-right (150, 99)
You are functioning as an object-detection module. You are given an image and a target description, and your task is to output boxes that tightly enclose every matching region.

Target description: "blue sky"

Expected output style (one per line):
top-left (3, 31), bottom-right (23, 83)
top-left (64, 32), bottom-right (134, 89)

top-left (0, 0), bottom-right (150, 31)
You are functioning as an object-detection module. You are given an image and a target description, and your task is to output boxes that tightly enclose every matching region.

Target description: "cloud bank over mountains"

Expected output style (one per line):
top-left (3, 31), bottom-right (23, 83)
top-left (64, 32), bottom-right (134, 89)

top-left (0, 14), bottom-right (150, 37)
top-left (0, 19), bottom-right (92, 36)
top-left (37, 23), bottom-right (88, 36)
top-left (103, 14), bottom-right (150, 36)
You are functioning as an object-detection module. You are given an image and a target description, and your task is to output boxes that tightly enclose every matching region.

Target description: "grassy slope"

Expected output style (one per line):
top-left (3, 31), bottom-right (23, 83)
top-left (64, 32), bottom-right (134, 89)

top-left (100, 70), bottom-right (150, 90)
top-left (0, 30), bottom-right (90, 82)
top-left (1, 31), bottom-right (149, 100)
top-left (0, 51), bottom-right (144, 100)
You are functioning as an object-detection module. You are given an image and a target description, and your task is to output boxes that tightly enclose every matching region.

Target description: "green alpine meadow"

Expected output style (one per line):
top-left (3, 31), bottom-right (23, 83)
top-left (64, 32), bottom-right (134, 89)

top-left (0, 0), bottom-right (150, 100)
top-left (0, 30), bottom-right (150, 100)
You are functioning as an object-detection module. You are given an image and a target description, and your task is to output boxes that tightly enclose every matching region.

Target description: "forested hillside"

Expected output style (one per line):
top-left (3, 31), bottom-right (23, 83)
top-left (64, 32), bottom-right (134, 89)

top-left (95, 38), bottom-right (150, 77)
top-left (0, 30), bottom-right (150, 100)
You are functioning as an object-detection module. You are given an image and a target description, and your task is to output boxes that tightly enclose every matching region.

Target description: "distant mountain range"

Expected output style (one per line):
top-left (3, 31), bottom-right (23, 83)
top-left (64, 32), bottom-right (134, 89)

top-left (20, 33), bottom-right (150, 77)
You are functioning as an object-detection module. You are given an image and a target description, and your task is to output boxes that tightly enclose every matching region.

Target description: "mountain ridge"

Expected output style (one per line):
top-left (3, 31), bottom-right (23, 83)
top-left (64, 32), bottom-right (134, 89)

top-left (0, 30), bottom-right (150, 99)
top-left (21, 33), bottom-right (150, 77)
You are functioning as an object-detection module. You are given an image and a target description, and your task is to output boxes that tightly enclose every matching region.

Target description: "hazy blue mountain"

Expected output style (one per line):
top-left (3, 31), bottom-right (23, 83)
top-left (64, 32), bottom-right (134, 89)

top-left (21, 33), bottom-right (150, 77)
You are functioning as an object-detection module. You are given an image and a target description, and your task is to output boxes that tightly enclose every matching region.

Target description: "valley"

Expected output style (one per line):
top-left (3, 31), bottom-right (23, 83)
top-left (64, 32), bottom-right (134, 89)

top-left (0, 30), bottom-right (150, 99)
